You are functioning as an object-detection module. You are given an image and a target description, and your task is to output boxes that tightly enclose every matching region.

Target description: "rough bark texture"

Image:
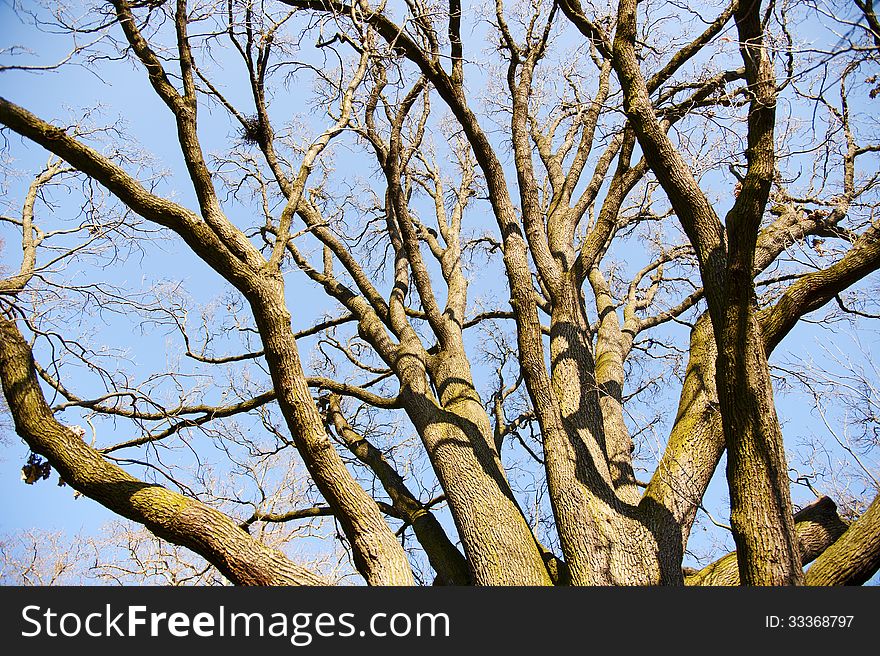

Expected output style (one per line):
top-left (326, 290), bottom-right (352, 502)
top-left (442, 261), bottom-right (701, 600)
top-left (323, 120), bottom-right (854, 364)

top-left (549, 283), bottom-right (670, 585)
top-left (402, 375), bottom-right (552, 585)
top-left (713, 0), bottom-right (803, 586)
top-left (716, 311), bottom-right (803, 585)
top-left (324, 394), bottom-right (471, 585)
top-left (640, 315), bottom-right (720, 564)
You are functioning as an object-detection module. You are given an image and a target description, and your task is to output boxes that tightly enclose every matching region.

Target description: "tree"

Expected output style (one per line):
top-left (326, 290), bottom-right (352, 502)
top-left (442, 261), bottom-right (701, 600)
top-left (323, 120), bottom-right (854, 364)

top-left (1, 0), bottom-right (879, 586)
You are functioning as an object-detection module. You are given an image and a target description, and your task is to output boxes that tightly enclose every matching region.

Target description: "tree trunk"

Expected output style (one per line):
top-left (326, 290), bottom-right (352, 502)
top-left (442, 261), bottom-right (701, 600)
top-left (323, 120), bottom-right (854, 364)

top-left (640, 314), bottom-right (722, 562)
top-left (414, 346), bottom-right (552, 585)
top-left (716, 303), bottom-right (803, 585)
top-left (323, 394), bottom-right (471, 585)
top-left (548, 283), bottom-right (672, 585)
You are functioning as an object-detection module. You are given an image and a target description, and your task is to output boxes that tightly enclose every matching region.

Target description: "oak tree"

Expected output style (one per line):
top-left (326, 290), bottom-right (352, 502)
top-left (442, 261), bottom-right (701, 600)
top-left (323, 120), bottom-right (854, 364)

top-left (1, 0), bottom-right (879, 586)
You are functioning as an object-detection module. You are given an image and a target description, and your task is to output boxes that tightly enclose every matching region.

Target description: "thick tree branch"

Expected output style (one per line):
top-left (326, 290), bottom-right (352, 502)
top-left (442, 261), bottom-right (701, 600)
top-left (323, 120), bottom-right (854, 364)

top-left (321, 394), bottom-right (471, 585)
top-left (111, 0), bottom-right (263, 269)
top-left (806, 493), bottom-right (880, 586)
top-left (760, 221), bottom-right (880, 352)
top-left (0, 318), bottom-right (327, 586)
top-left (685, 496), bottom-right (850, 585)
top-left (0, 97), bottom-right (262, 287)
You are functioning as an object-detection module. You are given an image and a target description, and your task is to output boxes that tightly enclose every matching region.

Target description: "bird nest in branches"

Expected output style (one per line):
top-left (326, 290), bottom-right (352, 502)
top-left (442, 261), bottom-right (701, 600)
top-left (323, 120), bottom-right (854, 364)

top-left (239, 115), bottom-right (267, 147)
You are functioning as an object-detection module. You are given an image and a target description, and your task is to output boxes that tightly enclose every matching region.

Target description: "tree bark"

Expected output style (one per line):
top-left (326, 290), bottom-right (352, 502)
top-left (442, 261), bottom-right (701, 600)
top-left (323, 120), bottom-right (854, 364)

top-left (413, 345), bottom-right (553, 585)
top-left (640, 314), bottom-right (720, 570)
top-left (549, 281), bottom-right (671, 585)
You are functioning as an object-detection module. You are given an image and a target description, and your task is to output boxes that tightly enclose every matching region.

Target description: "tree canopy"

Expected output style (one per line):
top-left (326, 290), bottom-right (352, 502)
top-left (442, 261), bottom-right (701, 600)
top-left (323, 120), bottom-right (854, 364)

top-left (1, 0), bottom-right (879, 586)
